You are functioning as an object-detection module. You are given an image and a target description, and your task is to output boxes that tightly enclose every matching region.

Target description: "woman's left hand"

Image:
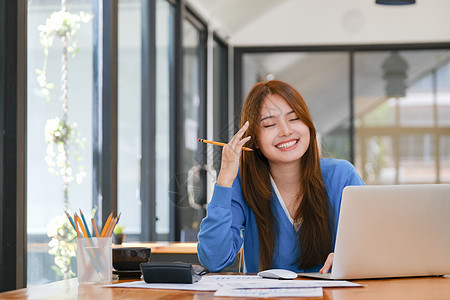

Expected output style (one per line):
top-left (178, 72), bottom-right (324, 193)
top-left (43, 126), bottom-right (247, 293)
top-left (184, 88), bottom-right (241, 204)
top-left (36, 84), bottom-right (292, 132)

top-left (319, 253), bottom-right (334, 274)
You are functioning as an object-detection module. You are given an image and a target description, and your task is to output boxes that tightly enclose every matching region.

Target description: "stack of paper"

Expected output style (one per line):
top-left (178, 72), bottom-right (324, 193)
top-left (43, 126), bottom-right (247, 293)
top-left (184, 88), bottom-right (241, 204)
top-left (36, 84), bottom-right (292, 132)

top-left (107, 274), bottom-right (362, 297)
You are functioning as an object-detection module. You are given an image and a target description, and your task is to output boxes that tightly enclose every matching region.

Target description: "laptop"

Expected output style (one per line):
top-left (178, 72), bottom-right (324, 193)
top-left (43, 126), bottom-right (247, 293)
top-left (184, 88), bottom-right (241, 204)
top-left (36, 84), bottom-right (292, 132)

top-left (299, 184), bottom-right (450, 280)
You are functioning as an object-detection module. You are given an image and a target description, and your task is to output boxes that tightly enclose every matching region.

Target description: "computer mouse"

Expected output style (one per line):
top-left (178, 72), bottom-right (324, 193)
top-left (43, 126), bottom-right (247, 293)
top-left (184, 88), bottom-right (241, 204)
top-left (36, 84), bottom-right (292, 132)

top-left (257, 268), bottom-right (298, 280)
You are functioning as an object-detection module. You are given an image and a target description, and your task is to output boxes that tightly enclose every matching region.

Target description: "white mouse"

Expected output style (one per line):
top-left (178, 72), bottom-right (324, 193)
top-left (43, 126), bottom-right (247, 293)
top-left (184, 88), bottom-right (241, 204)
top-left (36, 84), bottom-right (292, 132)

top-left (257, 268), bottom-right (298, 280)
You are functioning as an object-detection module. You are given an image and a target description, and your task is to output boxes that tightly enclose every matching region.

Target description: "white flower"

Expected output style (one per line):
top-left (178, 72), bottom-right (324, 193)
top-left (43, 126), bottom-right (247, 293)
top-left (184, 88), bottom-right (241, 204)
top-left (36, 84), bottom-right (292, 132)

top-left (47, 215), bottom-right (67, 237)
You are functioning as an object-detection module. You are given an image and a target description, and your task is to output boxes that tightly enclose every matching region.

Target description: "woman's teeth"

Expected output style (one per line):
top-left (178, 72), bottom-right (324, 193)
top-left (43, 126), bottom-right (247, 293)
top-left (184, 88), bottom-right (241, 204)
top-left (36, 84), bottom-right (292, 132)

top-left (276, 140), bottom-right (297, 149)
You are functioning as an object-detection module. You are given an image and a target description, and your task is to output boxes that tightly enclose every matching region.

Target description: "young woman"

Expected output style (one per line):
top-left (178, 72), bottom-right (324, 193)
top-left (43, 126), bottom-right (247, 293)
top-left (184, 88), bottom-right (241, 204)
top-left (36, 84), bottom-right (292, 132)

top-left (197, 80), bottom-right (364, 273)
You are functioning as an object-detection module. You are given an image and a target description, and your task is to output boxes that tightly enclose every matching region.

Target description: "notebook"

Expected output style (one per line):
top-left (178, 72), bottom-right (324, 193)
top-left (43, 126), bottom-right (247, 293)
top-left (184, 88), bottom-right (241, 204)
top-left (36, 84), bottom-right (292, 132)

top-left (299, 184), bottom-right (450, 280)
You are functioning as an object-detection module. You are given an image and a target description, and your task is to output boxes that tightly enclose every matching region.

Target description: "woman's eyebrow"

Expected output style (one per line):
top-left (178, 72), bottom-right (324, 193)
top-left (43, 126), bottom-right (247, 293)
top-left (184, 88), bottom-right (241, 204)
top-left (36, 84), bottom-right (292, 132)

top-left (260, 110), bottom-right (295, 122)
top-left (260, 115), bottom-right (274, 122)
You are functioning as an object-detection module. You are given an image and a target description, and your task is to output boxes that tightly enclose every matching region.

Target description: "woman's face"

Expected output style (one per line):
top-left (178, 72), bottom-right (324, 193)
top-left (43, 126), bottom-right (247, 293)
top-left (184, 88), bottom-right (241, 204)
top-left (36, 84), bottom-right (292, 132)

top-left (257, 94), bottom-right (310, 166)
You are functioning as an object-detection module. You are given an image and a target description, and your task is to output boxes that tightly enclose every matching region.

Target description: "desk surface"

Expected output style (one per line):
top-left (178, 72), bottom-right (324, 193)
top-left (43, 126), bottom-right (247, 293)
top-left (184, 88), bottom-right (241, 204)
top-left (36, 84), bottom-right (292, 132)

top-left (1, 276), bottom-right (450, 299)
top-left (30, 242), bottom-right (199, 254)
top-left (113, 242), bottom-right (198, 254)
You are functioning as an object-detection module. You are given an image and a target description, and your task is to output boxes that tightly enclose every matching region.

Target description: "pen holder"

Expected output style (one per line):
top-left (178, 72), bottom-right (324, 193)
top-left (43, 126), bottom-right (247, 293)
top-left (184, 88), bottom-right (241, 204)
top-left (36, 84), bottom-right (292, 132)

top-left (77, 237), bottom-right (112, 284)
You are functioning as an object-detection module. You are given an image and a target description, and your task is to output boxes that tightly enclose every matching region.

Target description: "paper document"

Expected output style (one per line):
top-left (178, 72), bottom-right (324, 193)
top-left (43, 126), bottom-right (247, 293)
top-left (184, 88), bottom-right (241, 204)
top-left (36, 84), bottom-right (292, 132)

top-left (107, 280), bottom-right (218, 291)
top-left (214, 287), bottom-right (323, 298)
top-left (106, 274), bottom-right (361, 291)
top-left (203, 275), bottom-right (361, 289)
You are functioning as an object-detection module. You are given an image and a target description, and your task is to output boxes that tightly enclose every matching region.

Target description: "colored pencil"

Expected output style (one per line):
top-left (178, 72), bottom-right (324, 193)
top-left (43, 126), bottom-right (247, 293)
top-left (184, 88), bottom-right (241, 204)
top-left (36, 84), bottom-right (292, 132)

top-left (74, 213), bottom-right (89, 239)
top-left (105, 217), bottom-right (115, 237)
top-left (65, 211), bottom-right (76, 230)
top-left (198, 138), bottom-right (253, 152)
top-left (91, 218), bottom-right (100, 237)
top-left (79, 210), bottom-right (92, 238)
top-left (110, 212), bottom-right (121, 236)
top-left (100, 212), bottom-right (113, 237)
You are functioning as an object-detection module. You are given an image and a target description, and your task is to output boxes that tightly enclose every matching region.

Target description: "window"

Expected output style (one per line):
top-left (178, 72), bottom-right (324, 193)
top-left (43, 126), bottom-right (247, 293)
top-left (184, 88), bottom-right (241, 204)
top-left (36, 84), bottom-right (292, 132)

top-left (27, 0), bottom-right (94, 284)
top-left (354, 51), bottom-right (450, 184)
top-left (117, 0), bottom-right (142, 238)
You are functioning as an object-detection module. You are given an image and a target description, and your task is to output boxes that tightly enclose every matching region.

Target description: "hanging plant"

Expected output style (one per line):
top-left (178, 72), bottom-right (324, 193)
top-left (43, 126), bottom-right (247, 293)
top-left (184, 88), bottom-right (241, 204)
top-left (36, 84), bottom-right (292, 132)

top-left (44, 117), bottom-right (86, 187)
top-left (36, 10), bottom-right (92, 101)
top-left (47, 215), bottom-right (77, 279)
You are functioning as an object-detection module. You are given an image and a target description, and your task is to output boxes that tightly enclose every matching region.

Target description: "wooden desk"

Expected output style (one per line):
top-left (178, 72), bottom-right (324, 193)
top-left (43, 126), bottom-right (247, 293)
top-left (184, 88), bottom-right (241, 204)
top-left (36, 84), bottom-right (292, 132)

top-left (1, 276), bottom-right (449, 299)
top-left (114, 242), bottom-right (198, 254)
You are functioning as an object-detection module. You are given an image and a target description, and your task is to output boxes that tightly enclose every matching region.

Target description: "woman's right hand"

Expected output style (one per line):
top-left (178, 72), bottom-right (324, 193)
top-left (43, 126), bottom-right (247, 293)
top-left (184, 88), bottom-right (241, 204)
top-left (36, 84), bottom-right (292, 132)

top-left (216, 121), bottom-right (251, 188)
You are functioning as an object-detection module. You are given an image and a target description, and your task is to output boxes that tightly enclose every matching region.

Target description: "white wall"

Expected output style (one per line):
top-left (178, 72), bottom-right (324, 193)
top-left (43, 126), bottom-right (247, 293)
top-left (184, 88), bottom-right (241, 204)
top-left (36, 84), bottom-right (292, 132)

top-left (189, 0), bottom-right (450, 46)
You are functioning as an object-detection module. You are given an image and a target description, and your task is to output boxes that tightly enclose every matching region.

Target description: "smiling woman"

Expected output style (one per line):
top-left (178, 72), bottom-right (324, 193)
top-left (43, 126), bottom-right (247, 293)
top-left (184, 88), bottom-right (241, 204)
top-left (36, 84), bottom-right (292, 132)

top-left (257, 93), bottom-right (311, 165)
top-left (197, 80), bottom-right (365, 274)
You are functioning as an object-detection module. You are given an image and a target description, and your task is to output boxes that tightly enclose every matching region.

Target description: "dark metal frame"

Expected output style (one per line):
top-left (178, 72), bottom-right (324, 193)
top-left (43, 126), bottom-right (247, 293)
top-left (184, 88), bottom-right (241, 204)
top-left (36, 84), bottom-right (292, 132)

top-left (141, 0), bottom-right (157, 241)
top-left (170, 0), bottom-right (184, 241)
top-left (92, 0), bottom-right (119, 226)
top-left (349, 51), bottom-right (355, 163)
top-left (212, 34), bottom-right (229, 142)
top-left (233, 42), bottom-right (450, 163)
top-left (0, 0), bottom-right (27, 291)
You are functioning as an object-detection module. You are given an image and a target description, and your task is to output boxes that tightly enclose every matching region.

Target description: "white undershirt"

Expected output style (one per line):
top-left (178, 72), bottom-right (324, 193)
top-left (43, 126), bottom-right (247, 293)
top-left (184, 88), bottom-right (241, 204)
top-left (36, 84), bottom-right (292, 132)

top-left (270, 175), bottom-right (294, 225)
top-left (270, 175), bottom-right (302, 231)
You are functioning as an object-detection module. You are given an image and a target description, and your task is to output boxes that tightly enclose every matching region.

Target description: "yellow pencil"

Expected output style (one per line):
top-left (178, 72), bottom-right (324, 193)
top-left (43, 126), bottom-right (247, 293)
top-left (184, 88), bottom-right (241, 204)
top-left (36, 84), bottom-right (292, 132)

top-left (74, 213), bottom-right (89, 239)
top-left (74, 216), bottom-right (81, 238)
top-left (79, 210), bottom-right (92, 238)
top-left (104, 219), bottom-right (111, 237)
top-left (107, 212), bottom-right (121, 237)
top-left (100, 212), bottom-right (113, 237)
top-left (91, 218), bottom-right (100, 237)
top-left (198, 138), bottom-right (253, 152)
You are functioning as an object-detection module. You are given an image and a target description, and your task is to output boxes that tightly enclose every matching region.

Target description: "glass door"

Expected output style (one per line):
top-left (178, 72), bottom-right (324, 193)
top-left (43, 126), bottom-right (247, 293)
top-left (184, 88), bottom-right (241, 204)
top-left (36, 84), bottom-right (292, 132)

top-left (174, 14), bottom-right (207, 242)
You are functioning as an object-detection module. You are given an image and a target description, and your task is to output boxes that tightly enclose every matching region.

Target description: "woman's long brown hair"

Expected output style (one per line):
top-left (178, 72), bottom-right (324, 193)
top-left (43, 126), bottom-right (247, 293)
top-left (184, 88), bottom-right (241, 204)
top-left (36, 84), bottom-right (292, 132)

top-left (240, 80), bottom-right (331, 271)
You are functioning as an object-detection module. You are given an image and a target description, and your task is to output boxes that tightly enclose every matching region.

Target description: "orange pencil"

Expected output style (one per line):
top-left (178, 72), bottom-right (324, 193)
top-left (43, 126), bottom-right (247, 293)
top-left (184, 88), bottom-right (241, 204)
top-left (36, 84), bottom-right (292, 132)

top-left (198, 138), bottom-right (253, 152)
top-left (79, 210), bottom-right (92, 238)
top-left (74, 213), bottom-right (89, 239)
top-left (100, 212), bottom-right (113, 237)
top-left (91, 218), bottom-right (100, 237)
top-left (105, 217), bottom-right (116, 237)
top-left (108, 213), bottom-right (121, 237)
top-left (74, 216), bottom-right (81, 238)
